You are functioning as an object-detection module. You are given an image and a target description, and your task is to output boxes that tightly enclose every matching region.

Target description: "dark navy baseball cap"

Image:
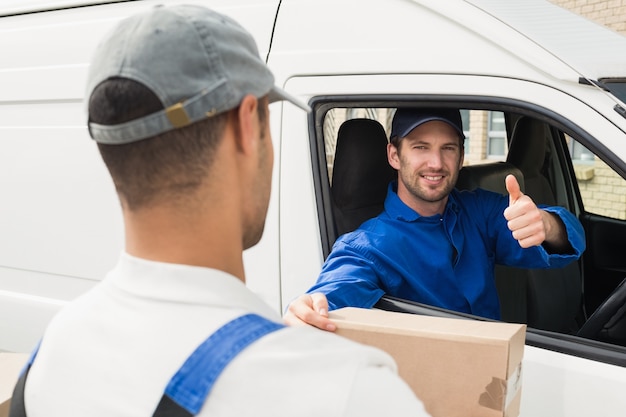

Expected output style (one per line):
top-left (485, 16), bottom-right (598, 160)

top-left (390, 108), bottom-right (465, 141)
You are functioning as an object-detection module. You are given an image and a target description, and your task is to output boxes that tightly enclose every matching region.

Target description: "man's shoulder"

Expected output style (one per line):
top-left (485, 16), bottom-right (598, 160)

top-left (334, 216), bottom-right (397, 252)
top-left (206, 322), bottom-right (428, 416)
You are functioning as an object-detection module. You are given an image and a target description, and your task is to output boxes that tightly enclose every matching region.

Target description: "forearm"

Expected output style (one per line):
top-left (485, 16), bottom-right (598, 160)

top-left (540, 210), bottom-right (574, 254)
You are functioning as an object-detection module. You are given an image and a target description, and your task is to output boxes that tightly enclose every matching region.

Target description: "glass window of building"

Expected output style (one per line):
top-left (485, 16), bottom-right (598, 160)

top-left (487, 111), bottom-right (507, 158)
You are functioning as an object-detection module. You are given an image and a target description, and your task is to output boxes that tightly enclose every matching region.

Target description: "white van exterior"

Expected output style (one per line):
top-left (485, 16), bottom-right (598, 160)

top-left (2, 0), bottom-right (626, 415)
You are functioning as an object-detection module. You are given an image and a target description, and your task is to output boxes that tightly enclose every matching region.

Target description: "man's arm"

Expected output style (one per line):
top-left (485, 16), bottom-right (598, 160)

top-left (284, 238), bottom-right (387, 331)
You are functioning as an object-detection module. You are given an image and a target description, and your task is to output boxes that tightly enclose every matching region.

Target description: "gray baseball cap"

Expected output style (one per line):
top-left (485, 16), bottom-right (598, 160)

top-left (86, 4), bottom-right (310, 144)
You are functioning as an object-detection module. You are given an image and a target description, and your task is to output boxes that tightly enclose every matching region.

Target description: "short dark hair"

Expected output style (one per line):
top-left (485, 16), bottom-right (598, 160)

top-left (89, 77), bottom-right (228, 210)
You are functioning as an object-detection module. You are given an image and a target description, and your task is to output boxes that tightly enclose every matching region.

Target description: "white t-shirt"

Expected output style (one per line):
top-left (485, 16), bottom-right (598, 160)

top-left (24, 253), bottom-right (430, 416)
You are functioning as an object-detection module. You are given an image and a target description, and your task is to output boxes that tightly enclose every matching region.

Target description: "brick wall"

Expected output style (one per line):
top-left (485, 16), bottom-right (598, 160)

top-left (551, 0), bottom-right (626, 33)
top-left (551, 1), bottom-right (626, 219)
top-left (572, 155), bottom-right (626, 220)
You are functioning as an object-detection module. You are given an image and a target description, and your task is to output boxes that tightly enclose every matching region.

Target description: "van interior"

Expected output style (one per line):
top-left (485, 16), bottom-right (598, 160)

top-left (312, 100), bottom-right (626, 348)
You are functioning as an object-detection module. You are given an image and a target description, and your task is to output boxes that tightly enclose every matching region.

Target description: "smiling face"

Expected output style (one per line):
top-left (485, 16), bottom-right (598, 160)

top-left (388, 120), bottom-right (464, 217)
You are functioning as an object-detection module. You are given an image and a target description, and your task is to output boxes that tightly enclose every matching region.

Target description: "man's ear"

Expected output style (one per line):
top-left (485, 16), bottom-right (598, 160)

top-left (233, 94), bottom-right (259, 154)
top-left (388, 142), bottom-right (401, 170)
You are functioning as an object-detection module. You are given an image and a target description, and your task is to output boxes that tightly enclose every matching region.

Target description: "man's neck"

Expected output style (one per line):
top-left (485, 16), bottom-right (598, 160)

top-left (397, 189), bottom-right (448, 218)
top-left (123, 204), bottom-right (246, 282)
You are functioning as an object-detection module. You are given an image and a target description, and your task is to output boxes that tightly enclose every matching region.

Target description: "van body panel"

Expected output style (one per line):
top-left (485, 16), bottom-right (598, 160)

top-left (0, 1), bottom-right (120, 16)
top-left (523, 345), bottom-right (626, 415)
top-left (271, 0), bottom-right (575, 84)
top-left (462, 0), bottom-right (626, 80)
top-left (279, 93), bottom-right (323, 308)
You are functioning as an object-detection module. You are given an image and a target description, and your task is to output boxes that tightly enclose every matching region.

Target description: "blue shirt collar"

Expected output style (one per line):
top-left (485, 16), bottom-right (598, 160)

top-left (384, 181), bottom-right (460, 222)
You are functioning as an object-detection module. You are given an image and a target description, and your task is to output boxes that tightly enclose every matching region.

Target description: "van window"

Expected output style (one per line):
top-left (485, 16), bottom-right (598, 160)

top-left (312, 98), bottom-right (626, 351)
top-left (569, 139), bottom-right (595, 164)
top-left (570, 138), bottom-right (626, 220)
top-left (599, 78), bottom-right (626, 104)
top-left (322, 107), bottom-right (513, 178)
top-left (487, 111), bottom-right (507, 159)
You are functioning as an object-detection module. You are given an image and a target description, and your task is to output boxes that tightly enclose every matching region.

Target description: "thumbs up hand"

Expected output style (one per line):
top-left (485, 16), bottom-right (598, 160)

top-left (503, 174), bottom-right (547, 248)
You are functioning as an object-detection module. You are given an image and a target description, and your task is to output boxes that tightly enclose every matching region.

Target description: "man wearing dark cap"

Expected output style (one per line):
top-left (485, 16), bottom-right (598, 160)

top-left (10, 6), bottom-right (430, 417)
top-left (285, 107), bottom-right (585, 331)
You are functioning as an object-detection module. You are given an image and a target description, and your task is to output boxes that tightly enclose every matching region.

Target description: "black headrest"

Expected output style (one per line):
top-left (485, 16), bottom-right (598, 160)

top-left (506, 116), bottom-right (557, 205)
top-left (507, 116), bottom-right (549, 176)
top-left (456, 162), bottom-right (525, 195)
top-left (331, 119), bottom-right (396, 235)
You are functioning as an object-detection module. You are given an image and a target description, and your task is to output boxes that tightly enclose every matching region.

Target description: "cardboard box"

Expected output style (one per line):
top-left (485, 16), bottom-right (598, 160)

top-left (0, 353), bottom-right (29, 417)
top-left (329, 307), bottom-right (525, 417)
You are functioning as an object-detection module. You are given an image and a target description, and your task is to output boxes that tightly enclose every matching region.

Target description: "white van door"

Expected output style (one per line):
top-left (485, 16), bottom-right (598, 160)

top-left (277, 72), bottom-right (626, 416)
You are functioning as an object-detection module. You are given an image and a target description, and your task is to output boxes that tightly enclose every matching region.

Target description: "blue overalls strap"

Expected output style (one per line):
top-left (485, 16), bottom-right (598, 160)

top-left (9, 341), bottom-right (41, 417)
top-left (9, 314), bottom-right (284, 417)
top-left (153, 313), bottom-right (284, 416)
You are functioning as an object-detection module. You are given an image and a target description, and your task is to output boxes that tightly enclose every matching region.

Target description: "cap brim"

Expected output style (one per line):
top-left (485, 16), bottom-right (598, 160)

top-left (268, 86), bottom-right (311, 112)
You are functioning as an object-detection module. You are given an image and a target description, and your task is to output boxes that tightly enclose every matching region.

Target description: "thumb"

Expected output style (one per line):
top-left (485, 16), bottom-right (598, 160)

top-left (505, 174), bottom-right (523, 205)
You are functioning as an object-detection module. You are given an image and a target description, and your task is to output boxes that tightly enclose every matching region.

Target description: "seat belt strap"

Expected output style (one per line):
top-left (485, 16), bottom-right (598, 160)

top-left (153, 313), bottom-right (284, 416)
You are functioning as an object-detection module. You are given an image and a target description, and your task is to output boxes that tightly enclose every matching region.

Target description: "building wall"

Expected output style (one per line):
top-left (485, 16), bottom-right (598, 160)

top-left (551, 0), bottom-right (626, 33)
top-left (552, 0), bottom-right (626, 219)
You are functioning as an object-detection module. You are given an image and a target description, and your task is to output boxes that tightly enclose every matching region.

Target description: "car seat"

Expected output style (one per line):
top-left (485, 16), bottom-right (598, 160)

top-left (331, 118), bottom-right (396, 237)
top-left (456, 162), bottom-right (529, 325)
top-left (506, 116), bottom-right (583, 333)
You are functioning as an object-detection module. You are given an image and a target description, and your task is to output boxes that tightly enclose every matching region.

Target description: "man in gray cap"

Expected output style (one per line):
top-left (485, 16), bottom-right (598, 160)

top-left (285, 107), bottom-right (585, 331)
top-left (11, 5), bottom-right (429, 417)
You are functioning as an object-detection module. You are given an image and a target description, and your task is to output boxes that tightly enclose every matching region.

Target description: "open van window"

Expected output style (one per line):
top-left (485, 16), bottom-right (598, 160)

top-left (311, 99), bottom-right (626, 355)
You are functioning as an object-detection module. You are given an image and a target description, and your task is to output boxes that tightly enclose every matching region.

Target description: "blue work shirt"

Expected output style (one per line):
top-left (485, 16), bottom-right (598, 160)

top-left (308, 183), bottom-right (586, 319)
